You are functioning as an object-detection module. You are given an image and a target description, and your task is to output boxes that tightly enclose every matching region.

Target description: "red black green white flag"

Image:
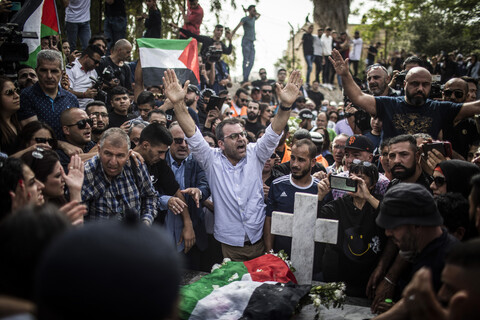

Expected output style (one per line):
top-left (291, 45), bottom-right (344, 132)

top-left (137, 38), bottom-right (200, 87)
top-left (11, 0), bottom-right (60, 68)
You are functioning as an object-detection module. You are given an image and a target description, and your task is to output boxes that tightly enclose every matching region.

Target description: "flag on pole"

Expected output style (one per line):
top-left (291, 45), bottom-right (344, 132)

top-left (180, 254), bottom-right (310, 320)
top-left (137, 38), bottom-right (200, 87)
top-left (11, 0), bottom-right (60, 68)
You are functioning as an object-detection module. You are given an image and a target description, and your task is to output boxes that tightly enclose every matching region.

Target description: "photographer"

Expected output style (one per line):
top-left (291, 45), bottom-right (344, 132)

top-left (388, 56), bottom-right (423, 93)
top-left (206, 41), bottom-right (231, 94)
top-left (96, 39), bottom-right (132, 91)
top-left (66, 45), bottom-right (103, 109)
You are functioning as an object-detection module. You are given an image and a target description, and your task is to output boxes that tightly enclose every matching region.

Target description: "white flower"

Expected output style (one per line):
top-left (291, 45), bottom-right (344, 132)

top-left (212, 285), bottom-right (219, 290)
top-left (222, 258), bottom-right (231, 263)
top-left (228, 273), bottom-right (239, 282)
top-left (334, 289), bottom-right (343, 299)
top-left (211, 264), bottom-right (221, 272)
top-left (313, 298), bottom-right (321, 307)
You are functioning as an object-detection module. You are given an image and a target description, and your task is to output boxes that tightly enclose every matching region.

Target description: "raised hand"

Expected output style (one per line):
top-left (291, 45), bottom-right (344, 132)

top-left (329, 49), bottom-right (350, 77)
top-left (275, 70), bottom-right (303, 107)
top-left (163, 69), bottom-right (189, 104)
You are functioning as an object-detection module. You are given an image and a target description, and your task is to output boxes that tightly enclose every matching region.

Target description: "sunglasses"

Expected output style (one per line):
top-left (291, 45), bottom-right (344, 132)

top-left (88, 55), bottom-right (100, 65)
top-left (173, 138), bottom-right (186, 145)
top-left (35, 137), bottom-right (55, 145)
top-left (352, 159), bottom-right (372, 167)
top-left (262, 89), bottom-right (272, 93)
top-left (443, 89), bottom-right (464, 99)
top-left (224, 131), bottom-right (247, 140)
top-left (240, 98), bottom-right (250, 103)
top-left (4, 88), bottom-right (20, 96)
top-left (270, 153), bottom-right (277, 159)
top-left (66, 118), bottom-right (93, 129)
top-left (433, 176), bottom-right (446, 187)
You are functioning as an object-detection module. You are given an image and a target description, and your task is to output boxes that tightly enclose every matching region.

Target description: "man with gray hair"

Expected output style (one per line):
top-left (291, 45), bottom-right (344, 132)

top-left (18, 49), bottom-right (79, 140)
top-left (81, 127), bottom-right (158, 225)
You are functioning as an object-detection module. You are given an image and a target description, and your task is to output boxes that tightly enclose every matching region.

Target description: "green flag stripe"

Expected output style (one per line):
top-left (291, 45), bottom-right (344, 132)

top-left (41, 23), bottom-right (58, 37)
top-left (137, 38), bottom-right (189, 51)
top-left (26, 46), bottom-right (41, 68)
top-left (179, 262), bottom-right (248, 320)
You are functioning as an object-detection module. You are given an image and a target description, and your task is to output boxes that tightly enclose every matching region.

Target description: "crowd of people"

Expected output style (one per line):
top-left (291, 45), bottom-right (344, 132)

top-left (0, 0), bottom-right (480, 319)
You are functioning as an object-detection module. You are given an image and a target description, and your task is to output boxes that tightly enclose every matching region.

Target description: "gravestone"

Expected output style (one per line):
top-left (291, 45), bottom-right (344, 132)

top-left (271, 192), bottom-right (338, 284)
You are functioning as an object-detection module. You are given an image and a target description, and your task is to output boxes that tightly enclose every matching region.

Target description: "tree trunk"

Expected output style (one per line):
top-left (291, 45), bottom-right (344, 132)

top-left (313, 0), bottom-right (350, 32)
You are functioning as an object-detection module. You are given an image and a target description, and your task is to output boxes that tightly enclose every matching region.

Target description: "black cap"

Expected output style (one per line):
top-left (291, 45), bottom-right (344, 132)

top-left (187, 84), bottom-right (200, 95)
top-left (310, 131), bottom-right (324, 145)
top-left (376, 183), bottom-right (443, 229)
top-left (345, 135), bottom-right (374, 153)
top-left (298, 109), bottom-right (314, 120)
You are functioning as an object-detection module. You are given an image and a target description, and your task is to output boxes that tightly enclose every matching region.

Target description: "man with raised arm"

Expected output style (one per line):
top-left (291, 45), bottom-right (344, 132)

top-left (163, 69), bottom-right (302, 261)
top-left (330, 49), bottom-right (480, 139)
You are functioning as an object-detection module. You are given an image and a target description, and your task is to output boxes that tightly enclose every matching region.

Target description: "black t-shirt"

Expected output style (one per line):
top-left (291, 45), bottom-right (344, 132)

top-left (148, 159), bottom-right (179, 196)
top-left (302, 33), bottom-right (314, 56)
top-left (97, 56), bottom-right (132, 91)
top-left (444, 118), bottom-right (480, 159)
top-left (306, 90), bottom-right (324, 107)
top-left (244, 120), bottom-right (266, 136)
top-left (105, 0), bottom-right (126, 17)
top-left (318, 195), bottom-right (386, 297)
top-left (375, 96), bottom-right (462, 139)
top-left (367, 45), bottom-right (377, 62)
top-left (144, 8), bottom-right (162, 38)
top-left (107, 111), bottom-right (135, 128)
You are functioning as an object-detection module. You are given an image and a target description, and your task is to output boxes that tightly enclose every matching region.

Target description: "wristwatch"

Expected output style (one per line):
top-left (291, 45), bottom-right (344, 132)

top-left (279, 104), bottom-right (292, 111)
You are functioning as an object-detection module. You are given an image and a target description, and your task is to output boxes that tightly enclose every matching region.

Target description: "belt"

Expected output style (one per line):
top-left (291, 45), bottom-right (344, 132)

top-left (244, 239), bottom-right (261, 246)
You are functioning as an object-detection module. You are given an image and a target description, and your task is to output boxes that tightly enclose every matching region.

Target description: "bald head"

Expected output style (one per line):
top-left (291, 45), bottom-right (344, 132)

top-left (443, 78), bottom-right (468, 103)
top-left (60, 108), bottom-right (86, 126)
top-left (404, 67), bottom-right (432, 106)
top-left (112, 39), bottom-right (132, 62)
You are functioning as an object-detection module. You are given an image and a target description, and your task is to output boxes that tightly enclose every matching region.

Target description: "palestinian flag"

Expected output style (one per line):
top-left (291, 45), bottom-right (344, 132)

top-left (180, 254), bottom-right (310, 320)
top-left (11, 0), bottom-right (60, 68)
top-left (137, 38), bottom-right (200, 87)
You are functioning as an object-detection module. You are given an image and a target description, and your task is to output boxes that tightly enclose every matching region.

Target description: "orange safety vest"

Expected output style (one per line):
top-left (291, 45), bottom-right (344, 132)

top-left (280, 144), bottom-right (291, 163)
top-left (315, 154), bottom-right (329, 168)
top-left (230, 102), bottom-right (247, 117)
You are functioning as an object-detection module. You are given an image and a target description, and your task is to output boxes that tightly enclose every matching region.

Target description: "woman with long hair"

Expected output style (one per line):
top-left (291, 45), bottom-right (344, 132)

top-left (10, 121), bottom-right (58, 158)
top-left (0, 76), bottom-right (21, 155)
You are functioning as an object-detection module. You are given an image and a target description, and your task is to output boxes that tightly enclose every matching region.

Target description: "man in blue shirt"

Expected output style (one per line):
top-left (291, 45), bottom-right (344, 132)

top-left (165, 122), bottom-right (211, 270)
top-left (232, 5), bottom-right (260, 83)
top-left (164, 69), bottom-right (302, 261)
top-left (264, 139), bottom-right (319, 256)
top-left (330, 49), bottom-right (480, 139)
top-left (18, 50), bottom-right (80, 154)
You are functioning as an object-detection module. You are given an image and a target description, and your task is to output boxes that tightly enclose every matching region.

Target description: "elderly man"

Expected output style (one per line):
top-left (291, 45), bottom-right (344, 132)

top-left (81, 127), bottom-right (158, 225)
top-left (18, 50), bottom-right (79, 141)
top-left (164, 69), bottom-right (302, 261)
top-left (331, 49), bottom-right (480, 139)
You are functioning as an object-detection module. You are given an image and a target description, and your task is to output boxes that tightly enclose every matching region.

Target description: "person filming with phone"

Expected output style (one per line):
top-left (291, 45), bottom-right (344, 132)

top-left (317, 160), bottom-right (385, 297)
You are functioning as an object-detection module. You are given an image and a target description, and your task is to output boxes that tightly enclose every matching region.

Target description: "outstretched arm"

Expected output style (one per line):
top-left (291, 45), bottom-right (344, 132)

top-left (271, 70), bottom-right (303, 135)
top-left (454, 101), bottom-right (480, 123)
top-left (163, 70), bottom-right (196, 137)
top-left (330, 49), bottom-right (377, 115)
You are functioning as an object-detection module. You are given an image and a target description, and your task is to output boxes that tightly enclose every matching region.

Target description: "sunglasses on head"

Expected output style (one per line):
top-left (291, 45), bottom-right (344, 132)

top-left (433, 176), bottom-right (446, 187)
top-left (224, 131), bottom-right (247, 140)
top-left (35, 137), bottom-right (55, 145)
top-left (352, 159), bottom-right (372, 167)
top-left (443, 89), bottom-right (464, 99)
top-left (4, 88), bottom-right (20, 96)
top-left (66, 118), bottom-right (93, 129)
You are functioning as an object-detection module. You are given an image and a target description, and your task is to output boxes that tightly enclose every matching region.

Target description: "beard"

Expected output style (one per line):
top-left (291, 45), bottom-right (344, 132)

top-left (185, 97), bottom-right (195, 106)
top-left (391, 163), bottom-right (416, 180)
top-left (247, 112), bottom-right (258, 121)
top-left (369, 82), bottom-right (388, 96)
top-left (406, 90), bottom-right (427, 106)
top-left (291, 166), bottom-right (311, 180)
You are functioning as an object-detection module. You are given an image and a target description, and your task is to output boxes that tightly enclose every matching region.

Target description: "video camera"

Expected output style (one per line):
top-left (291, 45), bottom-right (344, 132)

top-left (0, 23), bottom-right (37, 77)
top-left (343, 95), bottom-right (371, 133)
top-left (204, 45), bottom-right (222, 63)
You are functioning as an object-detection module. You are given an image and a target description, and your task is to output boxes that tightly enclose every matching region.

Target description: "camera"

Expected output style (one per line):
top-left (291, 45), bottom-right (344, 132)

top-left (204, 45), bottom-right (222, 63)
top-left (394, 70), bottom-right (408, 91)
top-left (429, 81), bottom-right (442, 99)
top-left (89, 76), bottom-right (108, 103)
top-left (100, 65), bottom-right (122, 84)
top-left (0, 23), bottom-right (37, 77)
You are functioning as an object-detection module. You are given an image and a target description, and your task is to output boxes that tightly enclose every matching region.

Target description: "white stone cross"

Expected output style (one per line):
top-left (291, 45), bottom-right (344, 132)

top-left (271, 192), bottom-right (338, 284)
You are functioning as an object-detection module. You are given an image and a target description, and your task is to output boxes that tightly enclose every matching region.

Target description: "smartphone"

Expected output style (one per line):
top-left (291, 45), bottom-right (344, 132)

top-left (10, 2), bottom-right (21, 11)
top-left (422, 141), bottom-right (452, 158)
top-left (329, 175), bottom-right (358, 193)
top-left (206, 95), bottom-right (226, 112)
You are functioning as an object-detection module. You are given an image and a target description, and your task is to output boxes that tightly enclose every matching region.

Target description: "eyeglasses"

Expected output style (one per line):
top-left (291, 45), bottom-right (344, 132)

top-left (89, 112), bottom-right (108, 118)
top-left (174, 138), bottom-right (186, 145)
top-left (4, 88), bottom-right (20, 96)
top-left (224, 131), bottom-right (247, 140)
top-left (35, 137), bottom-right (55, 145)
top-left (66, 118), bottom-right (93, 129)
top-left (433, 176), bottom-right (446, 187)
top-left (333, 145), bottom-right (345, 150)
top-left (240, 98), bottom-right (250, 103)
top-left (352, 159), bottom-right (372, 166)
top-left (443, 89), bottom-right (464, 99)
top-left (88, 55), bottom-right (100, 65)
top-left (262, 89), bottom-right (272, 93)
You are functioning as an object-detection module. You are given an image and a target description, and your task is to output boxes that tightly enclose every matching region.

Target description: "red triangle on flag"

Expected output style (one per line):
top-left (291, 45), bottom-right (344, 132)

top-left (178, 38), bottom-right (200, 84)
